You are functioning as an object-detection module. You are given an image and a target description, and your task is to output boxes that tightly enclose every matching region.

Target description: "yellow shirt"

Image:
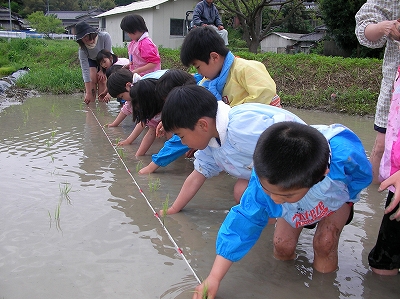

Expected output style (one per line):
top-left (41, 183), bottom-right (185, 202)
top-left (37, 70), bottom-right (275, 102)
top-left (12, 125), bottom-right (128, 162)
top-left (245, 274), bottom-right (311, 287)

top-left (223, 57), bottom-right (277, 107)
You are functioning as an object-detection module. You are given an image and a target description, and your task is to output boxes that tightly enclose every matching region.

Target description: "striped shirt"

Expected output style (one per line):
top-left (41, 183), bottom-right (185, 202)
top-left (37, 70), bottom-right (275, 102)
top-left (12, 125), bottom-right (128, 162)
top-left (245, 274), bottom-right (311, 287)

top-left (355, 0), bottom-right (400, 128)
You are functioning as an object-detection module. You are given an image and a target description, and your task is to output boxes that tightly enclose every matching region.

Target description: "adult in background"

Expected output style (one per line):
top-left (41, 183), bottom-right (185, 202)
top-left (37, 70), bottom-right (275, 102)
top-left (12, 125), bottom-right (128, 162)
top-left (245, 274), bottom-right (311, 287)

top-left (355, 1), bottom-right (400, 184)
top-left (192, 0), bottom-right (229, 45)
top-left (75, 21), bottom-right (112, 104)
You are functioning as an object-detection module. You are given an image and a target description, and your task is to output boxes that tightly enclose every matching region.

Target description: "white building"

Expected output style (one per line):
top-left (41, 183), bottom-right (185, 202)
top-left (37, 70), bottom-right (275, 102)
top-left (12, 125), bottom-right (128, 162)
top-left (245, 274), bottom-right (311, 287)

top-left (96, 0), bottom-right (199, 49)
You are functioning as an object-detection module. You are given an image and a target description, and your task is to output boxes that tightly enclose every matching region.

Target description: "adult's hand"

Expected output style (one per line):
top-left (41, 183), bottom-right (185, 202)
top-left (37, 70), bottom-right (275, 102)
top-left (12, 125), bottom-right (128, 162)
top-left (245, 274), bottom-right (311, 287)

top-left (379, 170), bottom-right (400, 220)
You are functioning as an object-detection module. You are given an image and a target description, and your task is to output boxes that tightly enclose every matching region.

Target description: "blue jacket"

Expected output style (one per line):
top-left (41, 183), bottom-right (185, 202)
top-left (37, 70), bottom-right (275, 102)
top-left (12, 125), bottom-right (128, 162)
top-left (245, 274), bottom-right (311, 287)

top-left (216, 124), bottom-right (373, 262)
top-left (192, 0), bottom-right (223, 27)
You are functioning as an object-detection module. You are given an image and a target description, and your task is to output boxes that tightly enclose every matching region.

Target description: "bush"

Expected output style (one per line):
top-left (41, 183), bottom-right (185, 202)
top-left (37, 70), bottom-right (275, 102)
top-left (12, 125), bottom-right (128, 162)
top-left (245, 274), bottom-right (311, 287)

top-left (0, 38), bottom-right (383, 116)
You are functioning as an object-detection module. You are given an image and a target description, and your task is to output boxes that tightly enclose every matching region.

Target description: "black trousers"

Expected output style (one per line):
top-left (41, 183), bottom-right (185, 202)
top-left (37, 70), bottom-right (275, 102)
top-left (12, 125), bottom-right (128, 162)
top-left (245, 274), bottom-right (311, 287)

top-left (368, 191), bottom-right (400, 270)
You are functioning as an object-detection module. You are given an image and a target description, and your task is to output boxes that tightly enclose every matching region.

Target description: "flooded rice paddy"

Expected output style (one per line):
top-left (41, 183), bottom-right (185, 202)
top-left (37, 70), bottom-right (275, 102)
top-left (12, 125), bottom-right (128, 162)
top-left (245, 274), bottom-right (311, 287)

top-left (0, 94), bottom-right (399, 298)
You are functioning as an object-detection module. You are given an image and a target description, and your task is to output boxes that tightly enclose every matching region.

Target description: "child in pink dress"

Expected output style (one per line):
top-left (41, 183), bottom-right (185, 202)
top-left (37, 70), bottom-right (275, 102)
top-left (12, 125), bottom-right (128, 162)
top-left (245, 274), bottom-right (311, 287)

top-left (120, 14), bottom-right (161, 76)
top-left (368, 65), bottom-right (400, 275)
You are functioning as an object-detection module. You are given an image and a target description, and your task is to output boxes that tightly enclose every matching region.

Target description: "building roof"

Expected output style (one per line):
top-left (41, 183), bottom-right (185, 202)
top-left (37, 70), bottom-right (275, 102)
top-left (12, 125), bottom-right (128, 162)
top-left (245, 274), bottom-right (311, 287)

top-left (96, 0), bottom-right (169, 17)
top-left (47, 11), bottom-right (87, 20)
top-left (266, 30), bottom-right (325, 43)
top-left (47, 8), bottom-right (105, 21)
top-left (299, 31), bottom-right (325, 42)
top-left (268, 32), bottom-right (305, 41)
top-left (0, 8), bottom-right (22, 22)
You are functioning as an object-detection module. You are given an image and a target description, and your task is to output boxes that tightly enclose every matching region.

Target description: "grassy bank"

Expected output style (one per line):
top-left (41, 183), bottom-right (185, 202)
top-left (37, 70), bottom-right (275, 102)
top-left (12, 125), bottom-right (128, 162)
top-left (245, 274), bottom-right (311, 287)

top-left (0, 38), bottom-right (382, 116)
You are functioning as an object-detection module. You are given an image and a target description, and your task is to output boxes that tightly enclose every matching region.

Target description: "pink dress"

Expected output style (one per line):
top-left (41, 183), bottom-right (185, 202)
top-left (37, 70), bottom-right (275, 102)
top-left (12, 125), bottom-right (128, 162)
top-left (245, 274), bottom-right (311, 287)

top-left (379, 65), bottom-right (400, 192)
top-left (128, 32), bottom-right (161, 76)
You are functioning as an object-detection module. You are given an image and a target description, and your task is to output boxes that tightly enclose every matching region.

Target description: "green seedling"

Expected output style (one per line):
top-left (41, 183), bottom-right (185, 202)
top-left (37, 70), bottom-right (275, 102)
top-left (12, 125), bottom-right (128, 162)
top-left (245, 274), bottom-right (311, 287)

top-left (54, 201), bottom-right (62, 231)
top-left (135, 160), bottom-right (143, 173)
top-left (161, 194), bottom-right (169, 226)
top-left (49, 182), bottom-right (72, 232)
top-left (50, 103), bottom-right (60, 118)
top-left (116, 147), bottom-right (125, 159)
top-left (115, 137), bottom-right (121, 145)
top-left (23, 107), bottom-right (30, 125)
top-left (59, 182), bottom-right (72, 205)
top-left (51, 129), bottom-right (56, 139)
top-left (148, 177), bottom-right (161, 192)
top-left (46, 139), bottom-right (52, 147)
top-left (191, 281), bottom-right (208, 299)
top-left (48, 201), bottom-right (62, 232)
top-left (202, 283), bottom-right (208, 299)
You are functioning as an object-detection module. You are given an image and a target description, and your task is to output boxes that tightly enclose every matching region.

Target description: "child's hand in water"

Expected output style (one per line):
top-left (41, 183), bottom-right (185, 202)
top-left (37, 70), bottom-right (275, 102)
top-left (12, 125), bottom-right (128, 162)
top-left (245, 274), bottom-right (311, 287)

top-left (117, 139), bottom-right (131, 146)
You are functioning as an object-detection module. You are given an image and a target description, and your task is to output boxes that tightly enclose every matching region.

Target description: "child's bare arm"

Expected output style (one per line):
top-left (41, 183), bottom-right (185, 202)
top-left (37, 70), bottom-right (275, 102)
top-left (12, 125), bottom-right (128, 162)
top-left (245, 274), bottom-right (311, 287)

top-left (161, 170), bottom-right (207, 215)
top-left (192, 255), bottom-right (233, 299)
top-left (138, 161), bottom-right (160, 174)
top-left (118, 123), bottom-right (145, 145)
top-left (107, 111), bottom-right (127, 127)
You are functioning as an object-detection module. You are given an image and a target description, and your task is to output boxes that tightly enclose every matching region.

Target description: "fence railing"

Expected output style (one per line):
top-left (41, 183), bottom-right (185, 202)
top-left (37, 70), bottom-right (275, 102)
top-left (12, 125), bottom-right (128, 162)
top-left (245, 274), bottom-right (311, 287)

top-left (0, 31), bottom-right (75, 40)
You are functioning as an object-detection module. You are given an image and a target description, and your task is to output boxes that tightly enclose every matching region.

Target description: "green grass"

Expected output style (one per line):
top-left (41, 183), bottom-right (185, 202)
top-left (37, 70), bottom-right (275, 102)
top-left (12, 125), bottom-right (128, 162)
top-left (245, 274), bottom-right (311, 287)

top-left (0, 37), bottom-right (383, 116)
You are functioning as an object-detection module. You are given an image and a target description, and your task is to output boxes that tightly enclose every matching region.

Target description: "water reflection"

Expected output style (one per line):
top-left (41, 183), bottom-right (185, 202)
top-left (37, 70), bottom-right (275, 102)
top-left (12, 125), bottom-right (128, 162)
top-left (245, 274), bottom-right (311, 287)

top-left (0, 96), bottom-right (398, 299)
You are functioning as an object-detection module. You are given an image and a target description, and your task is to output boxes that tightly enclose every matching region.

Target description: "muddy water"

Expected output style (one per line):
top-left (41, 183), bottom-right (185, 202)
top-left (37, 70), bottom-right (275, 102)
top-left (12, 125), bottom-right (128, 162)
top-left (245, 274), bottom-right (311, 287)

top-left (0, 95), bottom-right (399, 299)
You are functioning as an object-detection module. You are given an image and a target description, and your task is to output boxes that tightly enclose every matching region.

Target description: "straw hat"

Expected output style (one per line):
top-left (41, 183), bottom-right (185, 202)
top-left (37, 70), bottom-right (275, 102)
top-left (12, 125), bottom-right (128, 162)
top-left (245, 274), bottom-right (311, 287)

top-left (75, 21), bottom-right (98, 40)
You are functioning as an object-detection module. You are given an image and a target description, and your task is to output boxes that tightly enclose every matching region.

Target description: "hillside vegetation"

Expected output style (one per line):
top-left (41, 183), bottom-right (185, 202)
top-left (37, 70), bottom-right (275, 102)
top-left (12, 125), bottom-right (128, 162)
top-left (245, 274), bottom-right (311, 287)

top-left (0, 38), bottom-right (382, 116)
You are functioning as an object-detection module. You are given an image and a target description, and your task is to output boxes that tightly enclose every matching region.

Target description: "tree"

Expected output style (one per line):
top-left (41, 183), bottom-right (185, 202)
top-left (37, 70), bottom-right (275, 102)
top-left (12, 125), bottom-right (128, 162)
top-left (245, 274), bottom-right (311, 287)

top-left (0, 0), bottom-right (23, 12)
top-left (27, 11), bottom-right (65, 37)
top-left (279, 1), bottom-right (315, 33)
top-left (318, 0), bottom-right (365, 55)
top-left (20, 0), bottom-right (47, 16)
top-left (99, 0), bottom-right (116, 11)
top-left (216, 0), bottom-right (310, 53)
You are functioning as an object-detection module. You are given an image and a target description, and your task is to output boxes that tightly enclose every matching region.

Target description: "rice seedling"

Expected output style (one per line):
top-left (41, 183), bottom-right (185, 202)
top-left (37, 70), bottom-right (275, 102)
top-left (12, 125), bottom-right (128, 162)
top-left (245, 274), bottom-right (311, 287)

top-left (48, 182), bottom-right (72, 232)
top-left (54, 201), bottom-right (62, 231)
top-left (116, 146), bottom-right (125, 159)
top-left (23, 106), bottom-right (29, 125)
top-left (161, 194), bottom-right (169, 226)
top-left (59, 182), bottom-right (72, 205)
top-left (135, 160), bottom-right (143, 173)
top-left (51, 129), bottom-right (56, 139)
top-left (202, 283), bottom-right (208, 299)
top-left (50, 103), bottom-right (60, 118)
top-left (48, 200), bottom-right (62, 232)
top-left (45, 138), bottom-right (52, 147)
top-left (191, 282), bottom-right (209, 299)
top-left (148, 177), bottom-right (161, 192)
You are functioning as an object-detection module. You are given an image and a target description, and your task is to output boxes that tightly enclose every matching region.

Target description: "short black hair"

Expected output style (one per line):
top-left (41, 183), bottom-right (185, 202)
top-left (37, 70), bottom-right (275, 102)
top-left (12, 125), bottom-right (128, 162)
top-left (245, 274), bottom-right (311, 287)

top-left (129, 78), bottom-right (161, 124)
top-left (105, 64), bottom-right (123, 78)
top-left (253, 122), bottom-right (330, 189)
top-left (155, 69), bottom-right (197, 100)
top-left (162, 85), bottom-right (218, 132)
top-left (120, 14), bottom-right (148, 33)
top-left (107, 68), bottom-right (132, 98)
top-left (180, 26), bottom-right (229, 67)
